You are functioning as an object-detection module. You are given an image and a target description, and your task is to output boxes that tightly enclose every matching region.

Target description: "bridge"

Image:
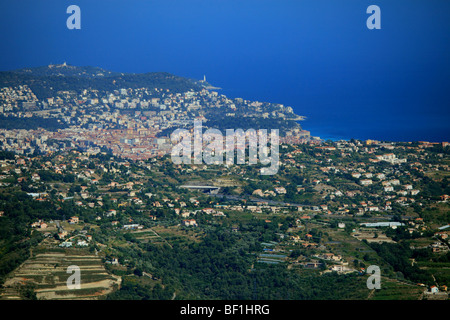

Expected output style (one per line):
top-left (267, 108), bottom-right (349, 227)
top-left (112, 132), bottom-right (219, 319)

top-left (179, 185), bottom-right (220, 194)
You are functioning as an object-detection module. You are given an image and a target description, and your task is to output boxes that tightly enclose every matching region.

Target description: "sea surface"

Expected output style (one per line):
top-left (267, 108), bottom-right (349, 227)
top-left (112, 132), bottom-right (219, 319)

top-left (219, 85), bottom-right (449, 143)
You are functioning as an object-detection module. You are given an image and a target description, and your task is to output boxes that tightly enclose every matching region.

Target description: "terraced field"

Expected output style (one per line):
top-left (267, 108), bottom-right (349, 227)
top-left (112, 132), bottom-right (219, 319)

top-left (131, 228), bottom-right (163, 244)
top-left (130, 226), bottom-right (202, 246)
top-left (0, 248), bottom-right (121, 300)
top-left (369, 277), bottom-right (425, 300)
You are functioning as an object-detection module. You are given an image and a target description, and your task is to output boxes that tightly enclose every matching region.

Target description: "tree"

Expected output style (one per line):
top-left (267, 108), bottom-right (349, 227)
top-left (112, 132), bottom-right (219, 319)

top-left (133, 268), bottom-right (143, 277)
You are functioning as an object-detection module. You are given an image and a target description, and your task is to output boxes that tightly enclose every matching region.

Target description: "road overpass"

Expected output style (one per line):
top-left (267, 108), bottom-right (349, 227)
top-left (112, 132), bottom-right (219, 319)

top-left (179, 185), bottom-right (220, 194)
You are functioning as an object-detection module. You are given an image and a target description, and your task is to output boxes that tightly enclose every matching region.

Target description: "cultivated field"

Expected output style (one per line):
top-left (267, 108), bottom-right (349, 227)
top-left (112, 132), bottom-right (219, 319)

top-left (352, 230), bottom-right (396, 243)
top-left (0, 246), bottom-right (121, 300)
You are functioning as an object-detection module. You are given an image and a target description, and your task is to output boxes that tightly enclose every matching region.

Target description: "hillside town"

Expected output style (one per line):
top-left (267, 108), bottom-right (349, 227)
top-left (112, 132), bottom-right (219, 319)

top-left (0, 83), bottom-right (310, 160)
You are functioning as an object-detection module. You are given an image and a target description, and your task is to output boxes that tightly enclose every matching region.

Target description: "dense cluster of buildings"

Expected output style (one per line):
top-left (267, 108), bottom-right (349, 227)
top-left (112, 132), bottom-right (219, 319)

top-left (0, 85), bottom-right (311, 160)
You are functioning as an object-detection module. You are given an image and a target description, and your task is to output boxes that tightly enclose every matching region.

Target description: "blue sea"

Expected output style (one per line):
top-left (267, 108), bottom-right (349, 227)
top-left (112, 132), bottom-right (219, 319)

top-left (219, 83), bottom-right (450, 143)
